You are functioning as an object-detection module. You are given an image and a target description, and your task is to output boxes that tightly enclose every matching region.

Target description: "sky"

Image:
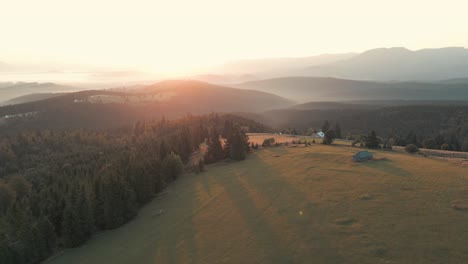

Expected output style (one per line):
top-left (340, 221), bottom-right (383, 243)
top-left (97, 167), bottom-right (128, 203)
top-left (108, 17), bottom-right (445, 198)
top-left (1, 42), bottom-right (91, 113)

top-left (1, 0), bottom-right (468, 75)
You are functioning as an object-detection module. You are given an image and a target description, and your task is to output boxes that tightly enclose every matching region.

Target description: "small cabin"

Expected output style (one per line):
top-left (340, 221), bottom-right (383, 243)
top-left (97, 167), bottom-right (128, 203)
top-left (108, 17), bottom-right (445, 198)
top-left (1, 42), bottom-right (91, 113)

top-left (312, 132), bottom-right (325, 138)
top-left (353, 151), bottom-right (373, 162)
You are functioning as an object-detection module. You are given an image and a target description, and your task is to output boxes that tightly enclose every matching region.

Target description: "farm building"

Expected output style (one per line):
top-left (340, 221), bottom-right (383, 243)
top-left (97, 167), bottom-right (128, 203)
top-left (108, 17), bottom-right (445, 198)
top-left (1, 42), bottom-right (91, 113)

top-left (353, 151), bottom-right (373, 162)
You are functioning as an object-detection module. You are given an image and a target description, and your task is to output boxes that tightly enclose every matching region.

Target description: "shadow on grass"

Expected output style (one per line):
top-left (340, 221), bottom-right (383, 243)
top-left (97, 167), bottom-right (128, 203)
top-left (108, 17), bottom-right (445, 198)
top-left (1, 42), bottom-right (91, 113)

top-left (363, 159), bottom-right (411, 177)
top-left (210, 154), bottom-right (346, 263)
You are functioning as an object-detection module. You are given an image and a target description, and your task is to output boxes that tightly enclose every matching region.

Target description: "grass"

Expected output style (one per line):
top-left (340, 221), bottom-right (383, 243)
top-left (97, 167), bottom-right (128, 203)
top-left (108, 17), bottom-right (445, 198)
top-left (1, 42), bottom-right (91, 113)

top-left (46, 142), bottom-right (468, 264)
top-left (247, 133), bottom-right (353, 146)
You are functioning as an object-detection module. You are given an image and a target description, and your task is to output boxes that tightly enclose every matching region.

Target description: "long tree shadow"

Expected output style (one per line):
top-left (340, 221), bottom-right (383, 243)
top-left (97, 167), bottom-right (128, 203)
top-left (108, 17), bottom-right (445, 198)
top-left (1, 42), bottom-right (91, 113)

top-left (130, 174), bottom-right (202, 264)
top-left (238, 156), bottom-right (346, 263)
top-left (210, 155), bottom-right (346, 264)
top-left (363, 159), bottom-right (411, 177)
top-left (209, 171), bottom-right (296, 263)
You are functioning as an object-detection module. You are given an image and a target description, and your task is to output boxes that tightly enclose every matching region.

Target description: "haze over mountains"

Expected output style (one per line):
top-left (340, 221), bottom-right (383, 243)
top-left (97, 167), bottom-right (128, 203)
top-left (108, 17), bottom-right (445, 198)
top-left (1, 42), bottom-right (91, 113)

top-left (195, 47), bottom-right (468, 83)
top-left (1, 46), bottom-right (468, 109)
top-left (302, 47), bottom-right (468, 81)
top-left (235, 77), bottom-right (468, 102)
top-left (0, 82), bottom-right (79, 103)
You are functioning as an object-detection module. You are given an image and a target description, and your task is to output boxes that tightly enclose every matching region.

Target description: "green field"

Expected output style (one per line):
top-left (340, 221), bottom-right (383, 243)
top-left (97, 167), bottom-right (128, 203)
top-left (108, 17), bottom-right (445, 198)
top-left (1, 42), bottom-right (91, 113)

top-left (46, 144), bottom-right (468, 264)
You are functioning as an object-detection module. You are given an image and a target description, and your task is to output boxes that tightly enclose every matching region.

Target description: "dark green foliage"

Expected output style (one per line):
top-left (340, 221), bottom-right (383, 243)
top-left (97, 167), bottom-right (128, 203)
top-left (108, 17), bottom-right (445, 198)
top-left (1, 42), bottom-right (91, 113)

top-left (405, 144), bottom-right (419, 153)
top-left (422, 138), bottom-right (438, 149)
top-left (8, 175), bottom-right (31, 201)
top-left (323, 130), bottom-right (335, 145)
top-left (62, 186), bottom-right (94, 247)
top-left (0, 182), bottom-right (15, 216)
top-left (463, 138), bottom-right (468, 152)
top-left (198, 158), bottom-right (204, 173)
top-left (365, 131), bottom-right (380, 149)
top-left (321, 120), bottom-right (330, 133)
top-left (262, 138), bottom-right (276, 147)
top-left (334, 123), bottom-right (342, 139)
top-left (441, 143), bottom-right (450, 150)
top-left (206, 131), bottom-right (225, 164)
top-left (226, 124), bottom-right (249, 161)
top-left (161, 152), bottom-right (184, 182)
top-left (0, 113), bottom-right (259, 264)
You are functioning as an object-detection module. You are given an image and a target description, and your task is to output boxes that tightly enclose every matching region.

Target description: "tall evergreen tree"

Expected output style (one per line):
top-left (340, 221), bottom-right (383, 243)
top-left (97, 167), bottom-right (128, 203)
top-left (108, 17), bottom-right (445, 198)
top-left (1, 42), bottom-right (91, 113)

top-left (161, 152), bottom-right (184, 182)
top-left (365, 130), bottom-right (380, 149)
top-left (226, 124), bottom-right (249, 160)
top-left (322, 120), bottom-right (330, 133)
top-left (206, 131), bottom-right (225, 163)
top-left (334, 123), bottom-right (342, 139)
top-left (323, 129), bottom-right (335, 145)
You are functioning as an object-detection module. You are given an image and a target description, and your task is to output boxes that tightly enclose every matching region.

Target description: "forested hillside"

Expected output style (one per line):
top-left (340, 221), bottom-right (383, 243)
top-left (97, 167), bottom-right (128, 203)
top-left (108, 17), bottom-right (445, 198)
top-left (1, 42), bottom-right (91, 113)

top-left (241, 105), bottom-right (468, 151)
top-left (0, 113), bottom-right (255, 264)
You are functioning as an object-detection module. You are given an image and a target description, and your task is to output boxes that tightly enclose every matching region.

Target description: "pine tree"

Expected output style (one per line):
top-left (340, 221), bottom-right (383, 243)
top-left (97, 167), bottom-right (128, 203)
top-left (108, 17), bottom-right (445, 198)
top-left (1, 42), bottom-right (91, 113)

top-left (206, 131), bottom-right (225, 163)
top-left (0, 182), bottom-right (15, 216)
top-left (198, 158), bottom-right (204, 172)
top-left (62, 185), bottom-right (93, 247)
top-left (365, 130), bottom-right (380, 149)
top-left (322, 120), bottom-right (330, 133)
top-left (226, 124), bottom-right (249, 160)
top-left (334, 123), bottom-right (342, 139)
top-left (221, 120), bottom-right (233, 139)
top-left (323, 130), bottom-right (335, 145)
top-left (161, 152), bottom-right (184, 182)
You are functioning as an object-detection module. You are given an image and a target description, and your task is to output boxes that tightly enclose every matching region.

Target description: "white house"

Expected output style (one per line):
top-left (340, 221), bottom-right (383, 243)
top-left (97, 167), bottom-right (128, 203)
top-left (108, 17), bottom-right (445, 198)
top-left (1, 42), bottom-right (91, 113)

top-left (316, 132), bottom-right (325, 138)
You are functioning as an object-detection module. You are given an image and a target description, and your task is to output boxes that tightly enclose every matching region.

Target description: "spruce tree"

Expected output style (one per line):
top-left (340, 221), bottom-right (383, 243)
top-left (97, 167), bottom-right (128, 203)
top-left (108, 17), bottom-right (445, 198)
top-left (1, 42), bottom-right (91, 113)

top-left (334, 123), bottom-right (342, 139)
top-left (206, 131), bottom-right (224, 163)
top-left (323, 130), bottom-right (335, 145)
top-left (322, 120), bottom-right (330, 133)
top-left (365, 130), bottom-right (380, 149)
top-left (226, 124), bottom-right (248, 160)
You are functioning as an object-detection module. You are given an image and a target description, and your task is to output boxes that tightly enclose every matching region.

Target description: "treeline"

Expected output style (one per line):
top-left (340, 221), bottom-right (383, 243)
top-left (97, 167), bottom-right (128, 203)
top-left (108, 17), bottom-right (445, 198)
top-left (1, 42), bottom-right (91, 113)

top-left (250, 105), bottom-right (468, 152)
top-left (348, 130), bottom-right (468, 152)
top-left (0, 113), bottom-right (252, 264)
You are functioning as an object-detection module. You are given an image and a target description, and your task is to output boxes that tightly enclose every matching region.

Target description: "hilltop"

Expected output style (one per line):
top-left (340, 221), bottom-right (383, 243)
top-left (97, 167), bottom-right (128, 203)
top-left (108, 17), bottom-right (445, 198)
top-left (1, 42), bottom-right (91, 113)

top-left (0, 80), bottom-right (292, 131)
top-left (45, 141), bottom-right (468, 264)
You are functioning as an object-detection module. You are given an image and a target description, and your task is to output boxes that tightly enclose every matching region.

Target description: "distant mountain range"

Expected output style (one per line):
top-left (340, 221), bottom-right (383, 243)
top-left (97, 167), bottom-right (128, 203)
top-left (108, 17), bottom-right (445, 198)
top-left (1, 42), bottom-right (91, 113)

top-left (204, 53), bottom-right (357, 81)
top-left (302, 47), bottom-right (468, 81)
top-left (196, 47), bottom-right (468, 83)
top-left (1, 93), bottom-right (63, 106)
top-left (235, 77), bottom-right (468, 102)
top-left (0, 82), bottom-right (78, 103)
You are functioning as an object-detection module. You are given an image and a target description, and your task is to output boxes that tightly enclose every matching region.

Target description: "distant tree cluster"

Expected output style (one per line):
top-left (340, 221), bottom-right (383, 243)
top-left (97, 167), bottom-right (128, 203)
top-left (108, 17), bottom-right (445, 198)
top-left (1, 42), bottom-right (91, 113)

top-left (321, 120), bottom-right (341, 145)
top-left (262, 138), bottom-right (276, 147)
top-left (0, 113), bottom-right (256, 264)
top-left (259, 105), bottom-right (468, 153)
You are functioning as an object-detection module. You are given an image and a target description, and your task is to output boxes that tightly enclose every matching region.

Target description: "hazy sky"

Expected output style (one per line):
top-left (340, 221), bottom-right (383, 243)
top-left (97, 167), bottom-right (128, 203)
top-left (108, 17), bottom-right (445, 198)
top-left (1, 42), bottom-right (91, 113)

top-left (2, 0), bottom-right (468, 74)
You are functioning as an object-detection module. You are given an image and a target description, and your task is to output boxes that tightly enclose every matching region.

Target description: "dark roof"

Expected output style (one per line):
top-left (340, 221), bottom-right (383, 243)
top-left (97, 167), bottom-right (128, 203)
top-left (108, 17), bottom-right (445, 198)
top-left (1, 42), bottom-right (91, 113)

top-left (353, 151), bottom-right (373, 161)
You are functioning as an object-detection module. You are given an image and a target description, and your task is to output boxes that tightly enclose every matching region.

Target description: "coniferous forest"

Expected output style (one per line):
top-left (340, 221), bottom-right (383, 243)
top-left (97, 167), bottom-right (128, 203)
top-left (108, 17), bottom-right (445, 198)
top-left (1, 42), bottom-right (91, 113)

top-left (0, 113), bottom-right (253, 264)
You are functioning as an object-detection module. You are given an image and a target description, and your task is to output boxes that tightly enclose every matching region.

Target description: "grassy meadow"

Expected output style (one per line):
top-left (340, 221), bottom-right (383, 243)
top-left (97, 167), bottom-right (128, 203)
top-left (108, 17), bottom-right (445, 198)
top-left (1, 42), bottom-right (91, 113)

top-left (46, 138), bottom-right (468, 264)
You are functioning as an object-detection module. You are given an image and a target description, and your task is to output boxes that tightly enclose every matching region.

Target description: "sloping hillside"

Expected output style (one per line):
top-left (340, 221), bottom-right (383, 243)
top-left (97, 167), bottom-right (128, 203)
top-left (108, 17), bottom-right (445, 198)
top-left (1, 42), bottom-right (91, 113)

top-left (0, 82), bottom-right (78, 102)
top-left (236, 77), bottom-right (468, 102)
top-left (134, 80), bottom-right (294, 112)
top-left (0, 80), bottom-right (292, 131)
top-left (0, 93), bottom-right (63, 106)
top-left (45, 144), bottom-right (468, 264)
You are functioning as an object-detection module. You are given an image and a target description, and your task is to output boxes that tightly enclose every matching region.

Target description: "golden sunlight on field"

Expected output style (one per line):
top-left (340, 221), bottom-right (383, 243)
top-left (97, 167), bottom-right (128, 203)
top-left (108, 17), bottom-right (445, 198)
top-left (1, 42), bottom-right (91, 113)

top-left (47, 143), bottom-right (468, 264)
